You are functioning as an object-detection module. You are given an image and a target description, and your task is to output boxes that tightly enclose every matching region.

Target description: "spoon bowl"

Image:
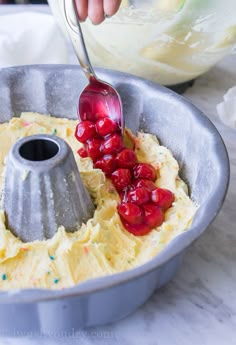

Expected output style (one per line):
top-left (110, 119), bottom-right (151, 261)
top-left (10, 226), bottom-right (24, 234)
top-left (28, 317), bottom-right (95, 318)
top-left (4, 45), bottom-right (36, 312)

top-left (79, 77), bottom-right (123, 128)
top-left (61, 0), bottom-right (123, 130)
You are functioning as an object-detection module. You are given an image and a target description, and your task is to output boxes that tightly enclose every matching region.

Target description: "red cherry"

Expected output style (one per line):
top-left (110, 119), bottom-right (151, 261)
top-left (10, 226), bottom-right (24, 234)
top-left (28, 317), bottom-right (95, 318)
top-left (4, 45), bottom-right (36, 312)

top-left (77, 147), bottom-right (88, 158)
top-left (75, 121), bottom-right (96, 143)
top-left (86, 138), bottom-right (103, 161)
top-left (102, 133), bottom-right (124, 155)
top-left (127, 187), bottom-right (150, 205)
top-left (96, 117), bottom-right (119, 137)
top-left (133, 179), bottom-right (156, 191)
top-left (94, 154), bottom-right (117, 176)
top-left (116, 149), bottom-right (137, 169)
top-left (111, 169), bottom-right (132, 192)
top-left (117, 203), bottom-right (144, 225)
top-left (151, 188), bottom-right (175, 210)
top-left (119, 187), bottom-right (133, 203)
top-left (133, 163), bottom-right (156, 181)
top-left (121, 219), bottom-right (151, 236)
top-left (143, 203), bottom-right (164, 228)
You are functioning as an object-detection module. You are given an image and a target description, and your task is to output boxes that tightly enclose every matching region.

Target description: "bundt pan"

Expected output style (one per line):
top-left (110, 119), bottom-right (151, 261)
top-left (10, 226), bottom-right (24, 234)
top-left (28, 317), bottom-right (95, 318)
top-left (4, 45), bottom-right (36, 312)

top-left (0, 65), bottom-right (229, 335)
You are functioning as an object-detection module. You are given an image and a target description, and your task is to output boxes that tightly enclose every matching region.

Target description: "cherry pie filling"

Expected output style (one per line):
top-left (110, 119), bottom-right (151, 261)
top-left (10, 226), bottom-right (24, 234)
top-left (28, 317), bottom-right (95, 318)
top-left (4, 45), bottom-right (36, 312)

top-left (75, 117), bottom-right (175, 236)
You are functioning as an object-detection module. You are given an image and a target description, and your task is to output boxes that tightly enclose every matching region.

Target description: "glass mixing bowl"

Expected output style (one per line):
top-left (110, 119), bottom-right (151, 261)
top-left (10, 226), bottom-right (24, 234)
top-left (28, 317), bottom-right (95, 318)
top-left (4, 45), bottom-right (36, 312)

top-left (49, 0), bottom-right (236, 86)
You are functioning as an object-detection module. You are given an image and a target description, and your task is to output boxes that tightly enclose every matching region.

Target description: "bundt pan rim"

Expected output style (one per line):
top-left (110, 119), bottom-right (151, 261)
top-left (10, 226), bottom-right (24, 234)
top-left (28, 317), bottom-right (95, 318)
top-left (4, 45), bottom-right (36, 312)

top-left (0, 65), bottom-right (229, 307)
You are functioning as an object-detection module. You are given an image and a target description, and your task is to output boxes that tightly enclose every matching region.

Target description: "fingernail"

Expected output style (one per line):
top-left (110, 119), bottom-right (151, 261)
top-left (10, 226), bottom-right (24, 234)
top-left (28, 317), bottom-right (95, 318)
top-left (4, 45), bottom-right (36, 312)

top-left (104, 13), bottom-right (112, 19)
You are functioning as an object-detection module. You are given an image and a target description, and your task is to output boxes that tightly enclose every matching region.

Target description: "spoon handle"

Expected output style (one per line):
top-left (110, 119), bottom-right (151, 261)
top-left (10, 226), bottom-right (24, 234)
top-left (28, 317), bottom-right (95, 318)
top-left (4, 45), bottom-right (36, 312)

top-left (62, 0), bottom-right (96, 81)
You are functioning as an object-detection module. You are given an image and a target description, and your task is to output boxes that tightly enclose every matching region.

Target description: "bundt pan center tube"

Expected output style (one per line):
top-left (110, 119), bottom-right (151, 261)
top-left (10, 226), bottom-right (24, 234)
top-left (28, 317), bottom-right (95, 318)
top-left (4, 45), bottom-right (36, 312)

top-left (2, 134), bottom-right (95, 242)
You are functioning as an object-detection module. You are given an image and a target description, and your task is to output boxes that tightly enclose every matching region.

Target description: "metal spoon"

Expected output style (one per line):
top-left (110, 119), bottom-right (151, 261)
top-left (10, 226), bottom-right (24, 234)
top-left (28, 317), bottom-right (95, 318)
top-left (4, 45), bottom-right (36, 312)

top-left (129, 0), bottom-right (154, 8)
top-left (61, 0), bottom-right (123, 131)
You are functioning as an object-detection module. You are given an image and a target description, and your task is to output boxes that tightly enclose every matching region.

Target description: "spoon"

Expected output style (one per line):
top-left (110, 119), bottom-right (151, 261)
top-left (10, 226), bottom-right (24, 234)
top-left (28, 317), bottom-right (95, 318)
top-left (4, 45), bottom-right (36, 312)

top-left (129, 0), bottom-right (154, 8)
top-left (62, 0), bottom-right (124, 131)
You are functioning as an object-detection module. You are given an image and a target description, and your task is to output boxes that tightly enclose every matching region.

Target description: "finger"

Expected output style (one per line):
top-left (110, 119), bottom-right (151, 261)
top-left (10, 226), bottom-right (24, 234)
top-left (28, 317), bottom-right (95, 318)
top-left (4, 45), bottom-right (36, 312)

top-left (88, 0), bottom-right (104, 25)
top-left (74, 0), bottom-right (88, 22)
top-left (104, 0), bottom-right (122, 16)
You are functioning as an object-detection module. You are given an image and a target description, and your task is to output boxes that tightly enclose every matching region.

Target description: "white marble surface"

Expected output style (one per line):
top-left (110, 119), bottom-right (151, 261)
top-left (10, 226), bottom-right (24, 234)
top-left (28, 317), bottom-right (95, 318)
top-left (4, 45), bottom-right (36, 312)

top-left (1, 5), bottom-right (236, 345)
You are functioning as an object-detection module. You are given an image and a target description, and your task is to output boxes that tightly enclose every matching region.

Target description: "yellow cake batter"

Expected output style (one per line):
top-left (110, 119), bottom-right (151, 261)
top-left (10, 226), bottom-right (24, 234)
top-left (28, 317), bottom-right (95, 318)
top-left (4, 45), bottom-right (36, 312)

top-left (0, 113), bottom-right (196, 290)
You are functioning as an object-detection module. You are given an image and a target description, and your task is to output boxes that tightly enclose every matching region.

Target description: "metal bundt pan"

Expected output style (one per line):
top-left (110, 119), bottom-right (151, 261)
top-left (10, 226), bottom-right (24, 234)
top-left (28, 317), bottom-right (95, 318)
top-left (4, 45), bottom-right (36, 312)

top-left (0, 65), bottom-right (229, 335)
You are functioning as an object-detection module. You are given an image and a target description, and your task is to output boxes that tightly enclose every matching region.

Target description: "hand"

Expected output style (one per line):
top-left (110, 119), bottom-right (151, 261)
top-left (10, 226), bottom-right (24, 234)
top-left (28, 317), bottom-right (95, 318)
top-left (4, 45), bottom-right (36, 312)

top-left (75, 0), bottom-right (122, 24)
